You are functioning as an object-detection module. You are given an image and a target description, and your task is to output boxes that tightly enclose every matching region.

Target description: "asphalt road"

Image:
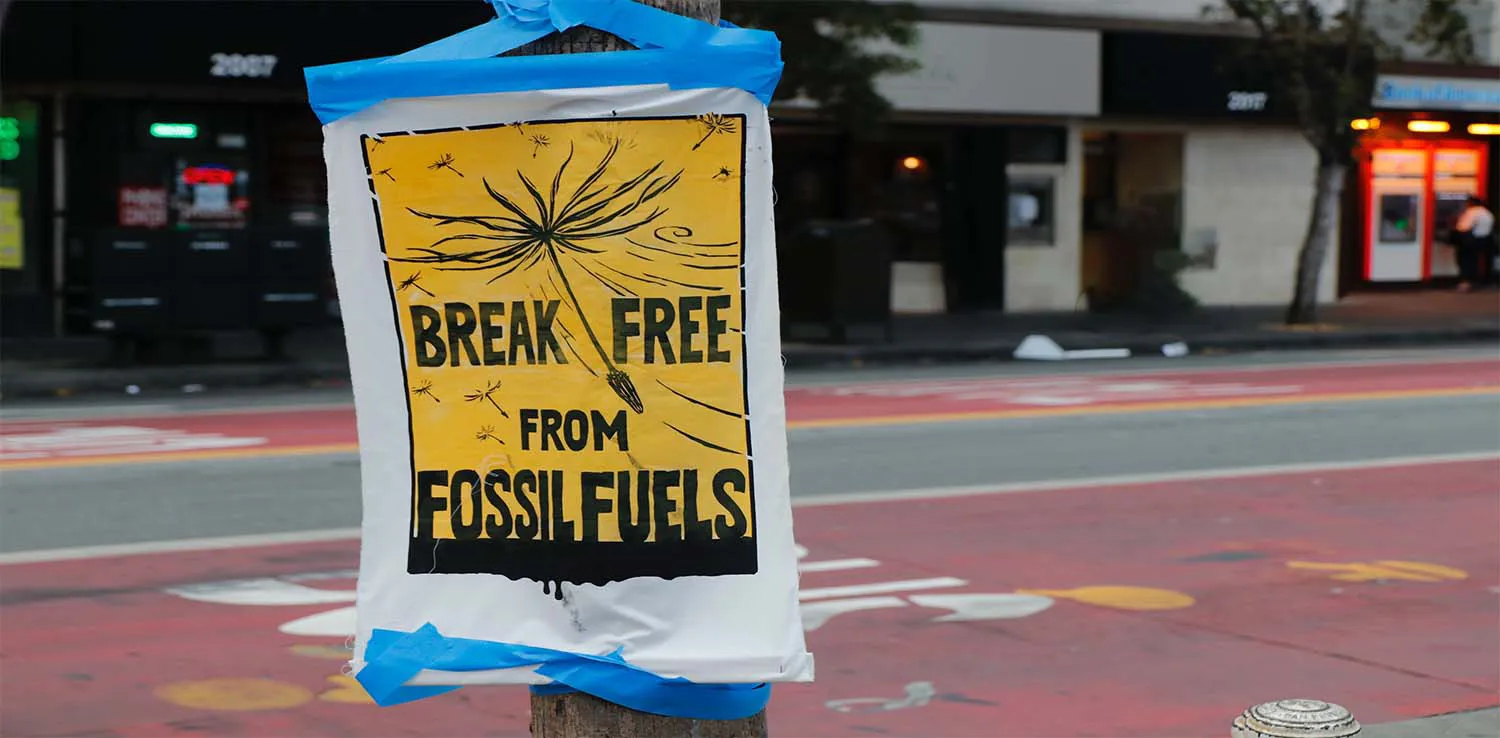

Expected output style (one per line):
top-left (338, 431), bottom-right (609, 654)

top-left (2, 347), bottom-right (1498, 737)
top-left (2, 348), bottom-right (1498, 553)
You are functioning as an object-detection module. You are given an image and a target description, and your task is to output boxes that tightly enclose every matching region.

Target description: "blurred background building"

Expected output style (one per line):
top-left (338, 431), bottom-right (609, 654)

top-left (1, 0), bottom-right (1496, 341)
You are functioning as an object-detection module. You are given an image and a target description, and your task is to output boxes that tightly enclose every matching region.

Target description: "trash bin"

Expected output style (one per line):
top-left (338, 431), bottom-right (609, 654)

top-left (777, 218), bottom-right (894, 344)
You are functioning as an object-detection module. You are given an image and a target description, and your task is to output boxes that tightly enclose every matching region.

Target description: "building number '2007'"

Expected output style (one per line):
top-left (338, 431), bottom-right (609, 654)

top-left (210, 53), bottom-right (279, 79)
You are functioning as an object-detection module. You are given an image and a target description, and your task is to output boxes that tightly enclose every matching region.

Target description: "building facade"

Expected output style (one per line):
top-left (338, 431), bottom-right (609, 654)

top-left (2, 0), bottom-right (1496, 339)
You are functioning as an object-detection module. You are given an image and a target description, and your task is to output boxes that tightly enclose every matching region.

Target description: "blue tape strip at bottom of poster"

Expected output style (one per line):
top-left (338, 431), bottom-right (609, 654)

top-left (358, 624), bottom-right (771, 719)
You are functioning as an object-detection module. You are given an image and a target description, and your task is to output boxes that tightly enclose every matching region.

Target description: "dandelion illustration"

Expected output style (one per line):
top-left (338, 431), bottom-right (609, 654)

top-left (369, 137), bottom-right (385, 148)
top-left (397, 272), bottom-right (436, 298)
top-left (376, 167), bottom-right (396, 182)
top-left (428, 153), bottom-right (464, 177)
top-left (475, 425), bottom-right (505, 445)
top-left (529, 135), bottom-right (551, 158)
top-left (394, 140), bottom-right (688, 414)
top-left (411, 380), bottom-right (441, 403)
top-left (692, 114), bottom-right (736, 151)
top-left (713, 166), bottom-right (733, 180)
top-left (464, 380), bottom-right (509, 417)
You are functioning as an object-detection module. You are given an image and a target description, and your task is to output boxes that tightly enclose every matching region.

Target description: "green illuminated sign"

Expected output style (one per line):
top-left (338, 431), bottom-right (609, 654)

top-left (0, 117), bottom-right (17, 161)
top-left (149, 122), bottom-right (198, 139)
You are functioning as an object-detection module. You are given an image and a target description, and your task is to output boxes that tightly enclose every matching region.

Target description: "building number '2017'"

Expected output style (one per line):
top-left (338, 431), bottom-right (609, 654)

top-left (210, 53), bottom-right (279, 78)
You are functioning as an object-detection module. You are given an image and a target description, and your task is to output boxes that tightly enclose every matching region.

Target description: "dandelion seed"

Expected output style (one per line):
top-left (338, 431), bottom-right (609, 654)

top-left (411, 380), bottom-right (440, 403)
top-left (397, 272), bottom-right (436, 298)
top-left (464, 380), bottom-right (509, 417)
top-left (713, 166), bottom-right (733, 180)
top-left (428, 153), bottom-right (464, 177)
top-left (376, 168), bottom-right (396, 182)
top-left (530, 135), bottom-right (551, 158)
top-left (475, 425), bottom-right (505, 445)
top-left (692, 114), bottom-right (736, 151)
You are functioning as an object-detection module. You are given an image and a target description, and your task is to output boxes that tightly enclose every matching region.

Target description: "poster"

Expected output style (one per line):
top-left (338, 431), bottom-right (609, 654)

top-left (309, 0), bottom-right (808, 699)
top-left (0, 188), bottom-right (21, 270)
top-left (369, 115), bottom-right (758, 586)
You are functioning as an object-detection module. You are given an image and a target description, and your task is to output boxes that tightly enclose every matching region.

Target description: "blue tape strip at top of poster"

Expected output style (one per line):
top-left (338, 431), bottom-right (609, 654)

top-left (303, 0), bottom-right (784, 124)
top-left (357, 624), bottom-right (771, 718)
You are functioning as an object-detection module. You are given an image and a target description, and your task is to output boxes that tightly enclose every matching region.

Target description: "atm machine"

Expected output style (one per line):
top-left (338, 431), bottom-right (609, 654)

top-left (1364, 148), bottom-right (1428, 282)
top-left (1362, 141), bottom-right (1489, 283)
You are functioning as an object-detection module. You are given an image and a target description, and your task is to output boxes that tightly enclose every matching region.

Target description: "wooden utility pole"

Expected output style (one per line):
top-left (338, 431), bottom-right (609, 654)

top-left (516, 1), bottom-right (768, 736)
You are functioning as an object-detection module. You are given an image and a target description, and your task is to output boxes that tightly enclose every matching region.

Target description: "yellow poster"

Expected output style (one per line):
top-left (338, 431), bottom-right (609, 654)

top-left (364, 115), bottom-right (755, 589)
top-left (0, 188), bottom-right (21, 270)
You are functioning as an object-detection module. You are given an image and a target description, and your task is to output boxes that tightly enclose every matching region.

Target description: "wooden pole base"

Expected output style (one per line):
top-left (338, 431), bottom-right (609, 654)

top-left (531, 692), bottom-right (768, 738)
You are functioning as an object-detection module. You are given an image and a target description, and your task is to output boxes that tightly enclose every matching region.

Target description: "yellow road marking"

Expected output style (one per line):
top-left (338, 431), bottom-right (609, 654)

top-left (0, 443), bottom-right (359, 472)
top-left (1287, 559), bottom-right (1469, 582)
top-left (317, 674), bottom-right (375, 704)
top-left (1016, 585), bottom-right (1196, 611)
top-left (154, 677), bottom-right (313, 711)
top-left (4, 386), bottom-right (1496, 472)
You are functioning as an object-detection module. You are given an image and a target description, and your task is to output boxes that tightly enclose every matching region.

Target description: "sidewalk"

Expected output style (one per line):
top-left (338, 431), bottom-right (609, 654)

top-left (2, 291), bottom-right (1495, 400)
top-left (1362, 707), bottom-right (1499, 737)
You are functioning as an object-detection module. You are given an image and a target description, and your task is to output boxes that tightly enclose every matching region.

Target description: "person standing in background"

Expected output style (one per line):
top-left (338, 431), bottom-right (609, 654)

top-left (1453, 195), bottom-right (1496, 291)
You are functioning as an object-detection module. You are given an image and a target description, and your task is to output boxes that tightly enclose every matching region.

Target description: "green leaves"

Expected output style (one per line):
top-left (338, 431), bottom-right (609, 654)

top-left (723, 0), bottom-right (920, 128)
top-left (1215, 0), bottom-right (1481, 159)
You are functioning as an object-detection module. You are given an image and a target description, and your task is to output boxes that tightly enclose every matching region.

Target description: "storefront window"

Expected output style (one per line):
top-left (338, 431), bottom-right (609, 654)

top-left (1008, 126), bottom-right (1068, 164)
top-left (0, 99), bottom-right (48, 335)
top-left (0, 102), bottom-right (41, 282)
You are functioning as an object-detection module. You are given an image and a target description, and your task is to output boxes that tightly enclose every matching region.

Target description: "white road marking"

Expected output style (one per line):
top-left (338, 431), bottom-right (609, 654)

top-left (2, 452), bottom-right (1496, 565)
top-left (907, 593), bottom-right (1055, 622)
top-left (0, 426), bottom-right (266, 461)
top-left (799, 596), bottom-right (907, 631)
top-left (799, 577), bottom-right (967, 601)
top-left (165, 577), bottom-right (355, 606)
top-left (279, 606), bottom-right (357, 637)
top-left (798, 558), bottom-right (880, 573)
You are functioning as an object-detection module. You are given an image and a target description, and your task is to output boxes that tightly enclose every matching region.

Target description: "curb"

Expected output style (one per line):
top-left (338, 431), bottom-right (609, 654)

top-left (3, 328), bottom-right (1496, 401)
top-left (781, 326), bottom-right (1500, 369)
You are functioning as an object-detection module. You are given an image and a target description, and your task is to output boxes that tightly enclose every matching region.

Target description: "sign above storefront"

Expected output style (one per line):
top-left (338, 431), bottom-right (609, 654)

top-left (1098, 31), bottom-right (1295, 121)
top-left (1372, 75), bottom-right (1500, 112)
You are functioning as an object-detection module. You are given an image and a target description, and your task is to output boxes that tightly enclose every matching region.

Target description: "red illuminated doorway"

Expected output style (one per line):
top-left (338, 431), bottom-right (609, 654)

top-left (1359, 138), bottom-right (1490, 283)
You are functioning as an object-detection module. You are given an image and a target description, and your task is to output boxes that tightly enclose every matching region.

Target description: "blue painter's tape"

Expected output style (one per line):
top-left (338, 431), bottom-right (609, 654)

top-left (357, 624), bottom-right (772, 719)
top-left (304, 0), bottom-right (783, 124)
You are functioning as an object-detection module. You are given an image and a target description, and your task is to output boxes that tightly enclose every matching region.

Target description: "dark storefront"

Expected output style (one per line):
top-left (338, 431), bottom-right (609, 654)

top-left (1, 0), bottom-right (496, 338)
top-left (4, 1), bottom-right (1075, 338)
top-left (774, 121), bottom-right (1067, 322)
top-left (1084, 30), bottom-right (1299, 308)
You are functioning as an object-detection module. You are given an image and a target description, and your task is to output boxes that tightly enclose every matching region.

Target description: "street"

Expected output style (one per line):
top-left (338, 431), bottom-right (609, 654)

top-left (2, 348), bottom-right (1498, 737)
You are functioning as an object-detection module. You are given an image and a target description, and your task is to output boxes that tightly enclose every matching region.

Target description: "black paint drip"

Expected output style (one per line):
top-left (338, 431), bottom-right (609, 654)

top-left (540, 580), bottom-right (565, 601)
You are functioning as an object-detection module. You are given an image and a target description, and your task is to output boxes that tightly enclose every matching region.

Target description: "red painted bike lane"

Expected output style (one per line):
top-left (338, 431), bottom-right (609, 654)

top-left (4, 359), bottom-right (1497, 469)
top-left (3, 459), bottom-right (1496, 737)
top-left (788, 358), bottom-right (1500, 423)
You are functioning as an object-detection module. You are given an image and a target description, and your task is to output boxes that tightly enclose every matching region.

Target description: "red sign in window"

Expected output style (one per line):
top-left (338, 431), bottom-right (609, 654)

top-left (181, 166), bottom-right (235, 186)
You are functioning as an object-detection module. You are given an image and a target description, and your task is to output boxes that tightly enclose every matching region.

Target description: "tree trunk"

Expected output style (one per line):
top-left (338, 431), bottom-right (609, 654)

top-left (1285, 158), bottom-right (1347, 325)
top-left (515, 1), bottom-right (766, 736)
